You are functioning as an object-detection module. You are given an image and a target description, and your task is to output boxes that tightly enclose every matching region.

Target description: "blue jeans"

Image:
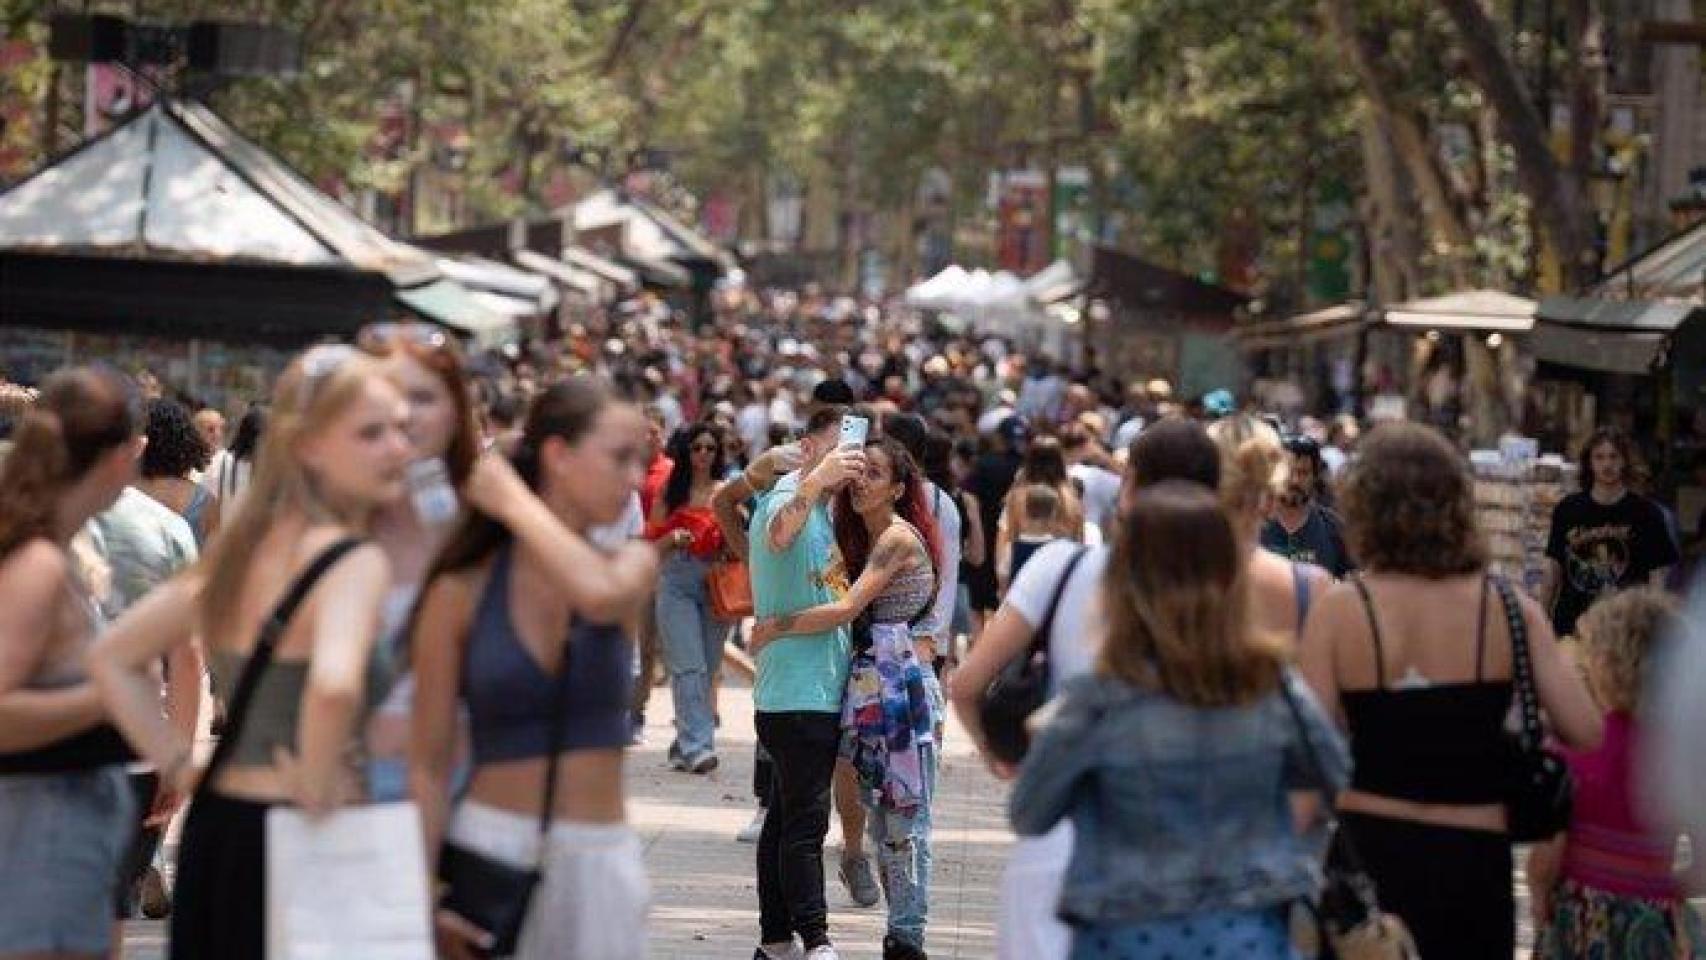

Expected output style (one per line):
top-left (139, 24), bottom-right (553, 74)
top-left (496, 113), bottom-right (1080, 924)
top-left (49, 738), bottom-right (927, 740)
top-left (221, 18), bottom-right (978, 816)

top-left (867, 673), bottom-right (942, 949)
top-left (656, 554), bottom-right (725, 759)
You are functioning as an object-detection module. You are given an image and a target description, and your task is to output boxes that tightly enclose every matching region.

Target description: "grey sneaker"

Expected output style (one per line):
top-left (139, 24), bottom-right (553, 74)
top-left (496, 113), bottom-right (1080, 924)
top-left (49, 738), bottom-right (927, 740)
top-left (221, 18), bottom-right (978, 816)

top-left (839, 853), bottom-right (880, 907)
top-left (737, 806), bottom-right (767, 843)
top-left (667, 740), bottom-right (685, 770)
top-left (685, 750), bottom-right (719, 774)
top-left (804, 946), bottom-right (840, 960)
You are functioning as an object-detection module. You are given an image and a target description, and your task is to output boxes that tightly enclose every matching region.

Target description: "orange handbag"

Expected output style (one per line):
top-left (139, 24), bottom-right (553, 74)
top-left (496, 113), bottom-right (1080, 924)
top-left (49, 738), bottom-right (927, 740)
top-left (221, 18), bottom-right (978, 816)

top-left (707, 559), bottom-right (754, 621)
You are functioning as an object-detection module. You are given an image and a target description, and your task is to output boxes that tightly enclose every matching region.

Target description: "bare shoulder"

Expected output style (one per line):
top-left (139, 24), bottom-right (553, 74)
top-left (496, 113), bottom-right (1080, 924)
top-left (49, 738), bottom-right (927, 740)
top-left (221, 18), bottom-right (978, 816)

top-left (0, 538), bottom-right (69, 587)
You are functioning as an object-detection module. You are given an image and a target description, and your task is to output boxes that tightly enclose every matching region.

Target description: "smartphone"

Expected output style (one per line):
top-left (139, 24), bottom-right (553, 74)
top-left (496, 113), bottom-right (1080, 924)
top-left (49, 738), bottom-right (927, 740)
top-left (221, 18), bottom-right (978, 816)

top-left (406, 458), bottom-right (460, 528)
top-left (838, 415), bottom-right (870, 451)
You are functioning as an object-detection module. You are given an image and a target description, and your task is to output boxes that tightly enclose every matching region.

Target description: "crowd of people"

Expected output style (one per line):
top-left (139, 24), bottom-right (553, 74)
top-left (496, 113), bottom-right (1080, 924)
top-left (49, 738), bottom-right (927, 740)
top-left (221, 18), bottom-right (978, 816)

top-left (0, 286), bottom-right (1701, 960)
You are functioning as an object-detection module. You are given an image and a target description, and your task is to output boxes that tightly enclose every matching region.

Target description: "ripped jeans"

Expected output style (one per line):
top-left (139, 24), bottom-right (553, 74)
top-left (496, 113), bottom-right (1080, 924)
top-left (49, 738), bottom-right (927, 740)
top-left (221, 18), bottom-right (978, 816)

top-left (864, 678), bottom-right (941, 950)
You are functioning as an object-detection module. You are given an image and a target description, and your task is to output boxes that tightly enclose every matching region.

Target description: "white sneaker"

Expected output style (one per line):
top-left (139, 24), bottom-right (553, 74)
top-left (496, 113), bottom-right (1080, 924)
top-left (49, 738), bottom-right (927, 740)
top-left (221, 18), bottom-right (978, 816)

top-left (804, 946), bottom-right (839, 960)
top-left (737, 806), bottom-right (767, 843)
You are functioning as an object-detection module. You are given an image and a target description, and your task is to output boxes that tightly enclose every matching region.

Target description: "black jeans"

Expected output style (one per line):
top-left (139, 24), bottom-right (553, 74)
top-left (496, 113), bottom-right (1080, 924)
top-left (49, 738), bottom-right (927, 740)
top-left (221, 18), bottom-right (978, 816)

top-left (115, 771), bottom-right (162, 917)
top-left (755, 710), bottom-right (842, 948)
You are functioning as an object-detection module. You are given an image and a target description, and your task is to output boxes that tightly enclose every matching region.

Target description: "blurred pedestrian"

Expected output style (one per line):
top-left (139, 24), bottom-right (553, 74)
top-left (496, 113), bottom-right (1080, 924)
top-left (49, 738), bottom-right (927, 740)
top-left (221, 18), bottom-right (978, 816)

top-left (411, 378), bottom-right (660, 960)
top-left (136, 399), bottom-right (217, 545)
top-left (92, 346), bottom-right (412, 959)
top-left (1010, 481), bottom-right (1348, 960)
top-left (1528, 588), bottom-right (1704, 958)
top-left (0, 367), bottom-right (145, 958)
top-left (1298, 422), bottom-right (1604, 957)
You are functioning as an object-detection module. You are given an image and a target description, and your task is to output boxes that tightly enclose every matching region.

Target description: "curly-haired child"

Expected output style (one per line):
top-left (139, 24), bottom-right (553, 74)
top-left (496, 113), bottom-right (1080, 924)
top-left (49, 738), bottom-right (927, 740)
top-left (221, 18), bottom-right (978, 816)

top-left (1530, 587), bottom-right (1703, 959)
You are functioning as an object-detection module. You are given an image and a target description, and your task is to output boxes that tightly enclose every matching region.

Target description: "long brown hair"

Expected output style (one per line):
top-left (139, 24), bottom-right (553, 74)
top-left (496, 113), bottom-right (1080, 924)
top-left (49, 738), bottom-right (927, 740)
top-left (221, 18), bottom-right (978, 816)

top-left (196, 346), bottom-right (394, 644)
top-left (357, 324), bottom-right (481, 487)
top-left (0, 366), bottom-right (140, 561)
top-left (426, 377), bottom-right (613, 578)
top-left (1099, 480), bottom-right (1287, 706)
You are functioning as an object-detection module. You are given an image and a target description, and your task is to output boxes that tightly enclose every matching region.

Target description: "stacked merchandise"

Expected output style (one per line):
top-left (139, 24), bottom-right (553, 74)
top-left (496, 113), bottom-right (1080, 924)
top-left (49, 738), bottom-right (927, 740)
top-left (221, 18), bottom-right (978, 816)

top-left (1472, 439), bottom-right (1578, 596)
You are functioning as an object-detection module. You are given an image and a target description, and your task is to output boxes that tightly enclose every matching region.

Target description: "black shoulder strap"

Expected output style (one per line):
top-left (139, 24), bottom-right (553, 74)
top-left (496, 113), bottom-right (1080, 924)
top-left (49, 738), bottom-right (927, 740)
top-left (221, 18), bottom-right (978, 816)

top-left (535, 624), bottom-right (571, 862)
top-left (1030, 545), bottom-right (1090, 660)
top-left (1349, 575), bottom-right (1388, 690)
top-left (197, 537), bottom-right (365, 799)
top-left (1491, 575), bottom-right (1544, 751)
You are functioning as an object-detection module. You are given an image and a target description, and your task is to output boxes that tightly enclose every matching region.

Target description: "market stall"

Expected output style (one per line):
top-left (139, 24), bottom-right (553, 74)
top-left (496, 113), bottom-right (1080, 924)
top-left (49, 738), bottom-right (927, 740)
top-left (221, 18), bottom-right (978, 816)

top-left (0, 97), bottom-right (510, 407)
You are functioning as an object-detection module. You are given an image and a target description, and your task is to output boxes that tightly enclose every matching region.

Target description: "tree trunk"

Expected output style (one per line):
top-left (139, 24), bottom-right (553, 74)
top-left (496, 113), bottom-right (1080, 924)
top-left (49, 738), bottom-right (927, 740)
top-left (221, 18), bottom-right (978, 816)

top-left (1438, 0), bottom-right (1599, 288)
top-left (1566, 0), bottom-right (1603, 202)
top-left (1321, 0), bottom-right (1475, 281)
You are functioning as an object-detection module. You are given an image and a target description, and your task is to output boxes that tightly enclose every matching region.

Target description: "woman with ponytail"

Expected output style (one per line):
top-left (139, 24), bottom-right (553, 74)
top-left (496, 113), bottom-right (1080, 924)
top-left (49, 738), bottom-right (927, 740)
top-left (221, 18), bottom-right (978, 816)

top-left (0, 366), bottom-right (144, 959)
top-left (750, 437), bottom-right (943, 960)
top-left (410, 378), bottom-right (659, 960)
top-left (90, 345), bottom-right (415, 959)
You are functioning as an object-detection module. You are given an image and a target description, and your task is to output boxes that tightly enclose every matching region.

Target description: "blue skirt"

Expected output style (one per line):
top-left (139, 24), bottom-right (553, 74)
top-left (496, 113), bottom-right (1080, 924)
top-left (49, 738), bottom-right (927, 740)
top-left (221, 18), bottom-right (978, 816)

top-left (1070, 907), bottom-right (1297, 960)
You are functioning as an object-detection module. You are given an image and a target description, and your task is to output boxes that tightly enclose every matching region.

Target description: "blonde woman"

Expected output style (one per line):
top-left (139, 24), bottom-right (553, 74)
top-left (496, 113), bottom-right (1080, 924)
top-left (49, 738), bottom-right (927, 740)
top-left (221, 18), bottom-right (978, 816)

top-left (1208, 415), bottom-right (1331, 638)
top-left (1010, 481), bottom-right (1348, 959)
top-left (91, 346), bottom-right (413, 959)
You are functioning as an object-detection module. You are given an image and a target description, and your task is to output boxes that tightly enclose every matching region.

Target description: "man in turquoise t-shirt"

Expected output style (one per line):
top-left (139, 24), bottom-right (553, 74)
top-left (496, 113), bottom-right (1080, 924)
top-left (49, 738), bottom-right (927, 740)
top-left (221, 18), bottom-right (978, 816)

top-left (714, 406), bottom-right (864, 960)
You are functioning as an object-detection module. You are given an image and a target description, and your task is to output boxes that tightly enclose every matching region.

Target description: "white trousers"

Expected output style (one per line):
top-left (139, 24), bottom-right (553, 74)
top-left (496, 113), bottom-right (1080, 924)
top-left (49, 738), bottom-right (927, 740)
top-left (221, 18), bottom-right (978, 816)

top-left (998, 822), bottom-right (1074, 960)
top-left (447, 800), bottom-right (650, 960)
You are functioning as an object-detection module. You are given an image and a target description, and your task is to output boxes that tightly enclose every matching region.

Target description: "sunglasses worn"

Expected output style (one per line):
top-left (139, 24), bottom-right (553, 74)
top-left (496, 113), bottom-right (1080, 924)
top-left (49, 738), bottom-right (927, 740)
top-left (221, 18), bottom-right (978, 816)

top-left (691, 443), bottom-right (718, 453)
top-left (358, 321), bottom-right (450, 352)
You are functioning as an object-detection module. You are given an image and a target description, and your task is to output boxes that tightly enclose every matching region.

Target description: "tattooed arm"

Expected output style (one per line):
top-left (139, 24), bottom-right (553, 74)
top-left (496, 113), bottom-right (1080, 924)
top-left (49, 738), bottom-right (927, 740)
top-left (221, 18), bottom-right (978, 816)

top-left (750, 526), bottom-right (925, 651)
top-left (765, 448), bottom-right (863, 553)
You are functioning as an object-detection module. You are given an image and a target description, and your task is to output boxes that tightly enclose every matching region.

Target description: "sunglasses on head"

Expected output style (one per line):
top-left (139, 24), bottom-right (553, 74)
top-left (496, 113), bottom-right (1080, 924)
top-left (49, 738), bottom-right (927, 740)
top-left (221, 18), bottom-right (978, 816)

top-left (357, 321), bottom-right (450, 352)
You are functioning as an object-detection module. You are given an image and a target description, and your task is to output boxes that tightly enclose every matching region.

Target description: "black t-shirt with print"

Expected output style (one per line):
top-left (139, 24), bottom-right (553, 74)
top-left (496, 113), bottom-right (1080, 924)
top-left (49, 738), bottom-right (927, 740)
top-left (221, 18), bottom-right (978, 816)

top-left (1546, 491), bottom-right (1679, 636)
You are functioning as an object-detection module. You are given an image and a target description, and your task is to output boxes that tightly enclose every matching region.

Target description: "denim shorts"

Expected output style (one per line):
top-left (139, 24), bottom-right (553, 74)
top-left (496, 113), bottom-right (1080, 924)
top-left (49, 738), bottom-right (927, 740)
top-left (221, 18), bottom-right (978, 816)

top-left (0, 766), bottom-right (134, 953)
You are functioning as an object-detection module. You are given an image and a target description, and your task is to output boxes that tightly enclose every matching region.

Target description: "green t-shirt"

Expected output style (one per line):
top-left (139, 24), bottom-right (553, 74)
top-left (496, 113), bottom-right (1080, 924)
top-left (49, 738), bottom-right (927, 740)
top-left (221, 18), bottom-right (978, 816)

top-left (748, 471), bottom-right (850, 713)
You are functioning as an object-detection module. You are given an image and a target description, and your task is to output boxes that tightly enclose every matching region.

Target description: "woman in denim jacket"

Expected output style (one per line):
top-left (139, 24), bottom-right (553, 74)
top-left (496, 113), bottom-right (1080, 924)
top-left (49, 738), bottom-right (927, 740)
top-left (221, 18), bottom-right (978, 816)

top-left (1010, 481), bottom-right (1349, 960)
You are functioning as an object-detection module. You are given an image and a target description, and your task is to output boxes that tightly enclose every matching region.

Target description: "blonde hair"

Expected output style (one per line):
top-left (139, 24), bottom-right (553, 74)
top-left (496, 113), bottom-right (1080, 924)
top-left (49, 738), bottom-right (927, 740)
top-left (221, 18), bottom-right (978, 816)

top-left (196, 346), bottom-right (393, 645)
top-left (1099, 480), bottom-right (1288, 706)
top-left (1208, 414), bottom-right (1285, 520)
top-left (1576, 587), bottom-right (1679, 712)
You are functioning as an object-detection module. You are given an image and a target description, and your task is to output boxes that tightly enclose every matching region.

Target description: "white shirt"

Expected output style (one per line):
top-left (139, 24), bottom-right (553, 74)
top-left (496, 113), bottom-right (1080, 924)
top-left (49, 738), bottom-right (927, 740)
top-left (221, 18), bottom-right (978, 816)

top-left (1003, 540), bottom-right (1108, 691)
top-left (588, 492), bottom-right (645, 550)
top-left (737, 403), bottom-right (771, 455)
top-left (1069, 463), bottom-right (1122, 541)
top-left (914, 482), bottom-right (961, 640)
top-left (978, 404), bottom-right (1016, 436)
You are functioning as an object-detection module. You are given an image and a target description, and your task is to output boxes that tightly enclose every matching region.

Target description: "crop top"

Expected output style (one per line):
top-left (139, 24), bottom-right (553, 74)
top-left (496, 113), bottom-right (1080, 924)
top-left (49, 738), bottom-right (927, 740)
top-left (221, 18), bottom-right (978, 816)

top-left (648, 505), bottom-right (725, 560)
top-left (1340, 577), bottom-right (1513, 805)
top-left (463, 547), bottom-right (634, 765)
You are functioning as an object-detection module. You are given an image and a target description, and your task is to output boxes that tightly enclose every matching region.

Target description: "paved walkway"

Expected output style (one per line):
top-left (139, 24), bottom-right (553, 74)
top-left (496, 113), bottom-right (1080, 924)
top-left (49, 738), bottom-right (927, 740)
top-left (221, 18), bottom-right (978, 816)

top-left (122, 677), bottom-right (1013, 959)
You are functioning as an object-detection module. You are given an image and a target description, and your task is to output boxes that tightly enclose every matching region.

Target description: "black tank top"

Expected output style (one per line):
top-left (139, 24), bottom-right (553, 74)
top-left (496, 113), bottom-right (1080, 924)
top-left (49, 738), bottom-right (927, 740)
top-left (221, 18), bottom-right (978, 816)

top-left (1339, 576), bottom-right (1513, 805)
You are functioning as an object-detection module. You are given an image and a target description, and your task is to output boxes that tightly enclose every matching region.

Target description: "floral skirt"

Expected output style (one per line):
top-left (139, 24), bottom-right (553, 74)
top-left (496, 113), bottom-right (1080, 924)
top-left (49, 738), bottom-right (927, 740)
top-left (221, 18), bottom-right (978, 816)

top-left (1536, 878), bottom-right (1704, 960)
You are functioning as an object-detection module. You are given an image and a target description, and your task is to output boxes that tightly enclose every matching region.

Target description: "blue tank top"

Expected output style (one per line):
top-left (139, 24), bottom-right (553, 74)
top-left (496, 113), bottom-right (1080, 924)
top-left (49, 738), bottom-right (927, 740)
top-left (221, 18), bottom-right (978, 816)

top-left (463, 547), bottom-right (634, 765)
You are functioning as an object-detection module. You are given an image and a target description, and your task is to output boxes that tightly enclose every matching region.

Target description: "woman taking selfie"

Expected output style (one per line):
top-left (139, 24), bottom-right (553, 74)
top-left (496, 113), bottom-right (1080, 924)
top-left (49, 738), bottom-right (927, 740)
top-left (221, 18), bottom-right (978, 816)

top-left (0, 367), bottom-right (144, 960)
top-left (91, 346), bottom-right (413, 958)
top-left (751, 437), bottom-right (942, 960)
top-left (411, 378), bottom-right (660, 960)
